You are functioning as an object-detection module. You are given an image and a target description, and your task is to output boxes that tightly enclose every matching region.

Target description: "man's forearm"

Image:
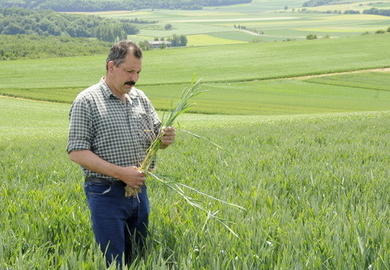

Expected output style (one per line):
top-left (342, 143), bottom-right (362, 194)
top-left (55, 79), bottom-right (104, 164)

top-left (68, 150), bottom-right (121, 179)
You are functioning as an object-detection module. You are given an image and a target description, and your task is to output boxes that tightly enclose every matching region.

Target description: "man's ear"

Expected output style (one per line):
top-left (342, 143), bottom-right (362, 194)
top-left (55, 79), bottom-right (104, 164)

top-left (107, 61), bottom-right (115, 72)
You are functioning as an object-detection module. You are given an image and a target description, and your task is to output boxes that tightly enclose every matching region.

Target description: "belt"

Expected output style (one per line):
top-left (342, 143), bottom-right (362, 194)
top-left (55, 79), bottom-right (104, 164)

top-left (85, 176), bottom-right (124, 186)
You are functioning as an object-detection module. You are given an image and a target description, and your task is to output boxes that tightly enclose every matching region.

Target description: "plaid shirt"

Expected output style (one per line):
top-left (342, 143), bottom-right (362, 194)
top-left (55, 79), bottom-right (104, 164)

top-left (67, 78), bottom-right (161, 180)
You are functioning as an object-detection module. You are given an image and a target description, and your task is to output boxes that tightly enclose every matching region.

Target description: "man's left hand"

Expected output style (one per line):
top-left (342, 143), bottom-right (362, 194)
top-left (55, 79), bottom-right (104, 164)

top-left (160, 126), bottom-right (176, 148)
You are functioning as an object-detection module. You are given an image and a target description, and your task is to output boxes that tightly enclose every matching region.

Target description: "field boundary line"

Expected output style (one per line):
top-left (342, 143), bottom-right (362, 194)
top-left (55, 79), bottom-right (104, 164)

top-left (137, 66), bottom-right (390, 87)
top-left (1, 66), bottom-right (389, 106)
top-left (0, 94), bottom-right (67, 104)
top-left (1, 67), bottom-right (389, 91)
top-left (293, 67), bottom-right (390, 80)
top-left (302, 80), bottom-right (390, 92)
top-left (1, 94), bottom-right (389, 120)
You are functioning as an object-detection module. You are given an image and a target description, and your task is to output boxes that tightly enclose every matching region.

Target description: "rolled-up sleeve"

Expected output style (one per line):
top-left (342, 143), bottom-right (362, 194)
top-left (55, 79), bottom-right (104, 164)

top-left (67, 98), bottom-right (93, 153)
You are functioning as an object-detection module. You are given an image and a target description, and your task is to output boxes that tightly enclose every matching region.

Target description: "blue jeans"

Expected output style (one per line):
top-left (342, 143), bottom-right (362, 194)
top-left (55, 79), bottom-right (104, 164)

top-left (84, 181), bottom-right (150, 267)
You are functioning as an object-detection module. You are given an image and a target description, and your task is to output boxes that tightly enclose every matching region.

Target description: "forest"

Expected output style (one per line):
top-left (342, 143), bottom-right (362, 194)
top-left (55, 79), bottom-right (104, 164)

top-left (0, 0), bottom-right (252, 11)
top-left (302, 0), bottom-right (340, 7)
top-left (0, 8), bottom-right (138, 42)
top-left (0, 34), bottom-right (110, 60)
top-left (363, 8), bottom-right (390, 16)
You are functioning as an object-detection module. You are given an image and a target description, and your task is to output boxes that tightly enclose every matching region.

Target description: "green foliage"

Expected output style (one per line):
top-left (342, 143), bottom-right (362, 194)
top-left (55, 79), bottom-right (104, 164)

top-left (306, 33), bottom-right (317, 40)
top-left (0, 8), bottom-right (139, 41)
top-left (164, 24), bottom-right (173, 31)
top-left (0, 0), bottom-right (252, 12)
top-left (0, 34), bottom-right (110, 60)
top-left (375, 29), bottom-right (386, 34)
top-left (1, 97), bottom-right (389, 268)
top-left (303, 0), bottom-right (339, 7)
top-left (96, 24), bottom-right (127, 42)
top-left (363, 8), bottom-right (390, 16)
top-left (2, 71), bottom-right (390, 115)
top-left (138, 40), bottom-right (151, 51)
top-left (1, 34), bottom-right (390, 89)
top-left (344, 10), bottom-right (360, 14)
top-left (168, 34), bottom-right (188, 47)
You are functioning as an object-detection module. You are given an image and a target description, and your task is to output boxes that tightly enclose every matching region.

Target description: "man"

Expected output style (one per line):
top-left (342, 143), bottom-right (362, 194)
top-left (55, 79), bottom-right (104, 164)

top-left (67, 41), bottom-right (175, 267)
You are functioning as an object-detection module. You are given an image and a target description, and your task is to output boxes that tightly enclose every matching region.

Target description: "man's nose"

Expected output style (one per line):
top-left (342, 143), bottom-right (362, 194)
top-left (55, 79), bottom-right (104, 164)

top-left (130, 73), bottom-right (138, 81)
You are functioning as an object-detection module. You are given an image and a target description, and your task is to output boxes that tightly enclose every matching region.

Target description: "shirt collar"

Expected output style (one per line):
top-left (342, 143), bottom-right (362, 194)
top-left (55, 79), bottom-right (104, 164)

top-left (100, 77), bottom-right (114, 99)
top-left (99, 77), bottom-right (137, 102)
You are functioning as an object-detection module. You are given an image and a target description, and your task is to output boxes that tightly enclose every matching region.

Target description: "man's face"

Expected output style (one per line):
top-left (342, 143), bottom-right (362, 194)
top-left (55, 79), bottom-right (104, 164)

top-left (108, 52), bottom-right (142, 95)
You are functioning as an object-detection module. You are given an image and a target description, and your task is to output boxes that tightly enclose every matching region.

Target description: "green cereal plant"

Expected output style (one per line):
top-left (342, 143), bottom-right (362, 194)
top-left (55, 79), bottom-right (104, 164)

top-left (124, 79), bottom-right (245, 236)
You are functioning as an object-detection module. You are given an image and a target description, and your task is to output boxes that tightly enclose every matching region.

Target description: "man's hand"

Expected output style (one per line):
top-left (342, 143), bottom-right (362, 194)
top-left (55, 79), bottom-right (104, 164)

top-left (160, 126), bottom-right (176, 149)
top-left (69, 150), bottom-right (146, 188)
top-left (115, 166), bottom-right (145, 188)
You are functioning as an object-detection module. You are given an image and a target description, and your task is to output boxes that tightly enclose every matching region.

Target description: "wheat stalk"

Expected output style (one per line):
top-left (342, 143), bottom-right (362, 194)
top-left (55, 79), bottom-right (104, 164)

top-left (124, 79), bottom-right (245, 237)
top-left (125, 79), bottom-right (203, 196)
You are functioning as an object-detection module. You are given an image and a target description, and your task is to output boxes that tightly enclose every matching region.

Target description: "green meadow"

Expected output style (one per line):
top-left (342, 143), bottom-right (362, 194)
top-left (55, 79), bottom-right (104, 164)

top-left (71, 0), bottom-right (390, 44)
top-left (1, 34), bottom-right (390, 115)
top-left (2, 34), bottom-right (390, 89)
top-left (1, 96), bottom-right (389, 269)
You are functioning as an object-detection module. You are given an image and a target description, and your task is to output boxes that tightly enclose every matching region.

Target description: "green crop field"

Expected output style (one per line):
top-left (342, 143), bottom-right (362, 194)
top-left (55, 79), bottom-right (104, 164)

top-left (305, 71), bottom-right (390, 91)
top-left (2, 34), bottom-right (390, 89)
top-left (187, 34), bottom-right (246, 46)
top-left (1, 35), bottom-right (390, 115)
top-left (87, 0), bottom-right (390, 63)
top-left (2, 73), bottom-right (390, 115)
top-left (1, 96), bottom-right (389, 269)
top-left (68, 0), bottom-right (390, 44)
top-left (304, 0), bottom-right (390, 12)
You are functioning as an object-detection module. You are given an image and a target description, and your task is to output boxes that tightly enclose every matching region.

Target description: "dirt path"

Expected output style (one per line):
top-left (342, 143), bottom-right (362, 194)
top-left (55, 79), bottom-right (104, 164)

top-left (240, 29), bottom-right (262, 36)
top-left (293, 67), bottom-right (390, 80)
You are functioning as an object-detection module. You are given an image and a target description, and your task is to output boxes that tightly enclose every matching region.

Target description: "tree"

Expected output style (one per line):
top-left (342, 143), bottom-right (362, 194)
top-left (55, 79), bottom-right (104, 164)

top-left (2, 23), bottom-right (25, 34)
top-left (96, 24), bottom-right (126, 42)
top-left (164, 23), bottom-right (172, 30)
top-left (179, 35), bottom-right (187, 46)
top-left (170, 34), bottom-right (179, 46)
top-left (138, 40), bottom-right (151, 51)
top-left (306, 34), bottom-right (317, 40)
top-left (375, 30), bottom-right (385, 34)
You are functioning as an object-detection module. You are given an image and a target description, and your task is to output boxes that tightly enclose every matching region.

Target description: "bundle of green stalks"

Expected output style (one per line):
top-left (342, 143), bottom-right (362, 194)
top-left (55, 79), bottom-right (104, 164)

top-left (125, 79), bottom-right (245, 236)
top-left (124, 79), bottom-right (203, 197)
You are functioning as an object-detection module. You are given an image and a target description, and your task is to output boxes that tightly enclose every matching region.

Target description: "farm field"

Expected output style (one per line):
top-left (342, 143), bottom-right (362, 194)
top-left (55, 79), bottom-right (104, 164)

top-left (304, 0), bottom-right (390, 12)
top-left (133, 12), bottom-right (390, 43)
top-left (3, 72), bottom-right (390, 115)
top-left (1, 34), bottom-right (390, 115)
top-left (1, 34), bottom-right (390, 90)
top-left (1, 96), bottom-right (389, 269)
top-left (71, 0), bottom-right (390, 44)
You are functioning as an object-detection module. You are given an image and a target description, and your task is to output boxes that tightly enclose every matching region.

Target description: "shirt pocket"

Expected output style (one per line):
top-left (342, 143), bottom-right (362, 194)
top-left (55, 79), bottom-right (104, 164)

top-left (136, 112), bottom-right (157, 145)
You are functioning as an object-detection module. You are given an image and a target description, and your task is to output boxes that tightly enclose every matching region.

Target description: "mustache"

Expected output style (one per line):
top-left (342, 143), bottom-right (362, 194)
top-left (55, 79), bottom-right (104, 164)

top-left (124, 81), bottom-right (136, 86)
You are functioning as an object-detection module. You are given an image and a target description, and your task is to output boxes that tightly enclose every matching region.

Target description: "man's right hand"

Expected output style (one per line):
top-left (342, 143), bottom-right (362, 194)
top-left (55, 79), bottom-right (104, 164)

top-left (68, 150), bottom-right (146, 188)
top-left (116, 166), bottom-right (145, 188)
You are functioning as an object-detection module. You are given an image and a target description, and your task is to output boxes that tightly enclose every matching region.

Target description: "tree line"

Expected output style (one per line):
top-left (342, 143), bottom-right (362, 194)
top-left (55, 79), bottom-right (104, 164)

top-left (0, 0), bottom-right (252, 12)
top-left (139, 34), bottom-right (188, 50)
top-left (0, 8), bottom-right (139, 42)
top-left (0, 34), bottom-right (111, 60)
top-left (363, 8), bottom-right (390, 17)
top-left (302, 0), bottom-right (337, 7)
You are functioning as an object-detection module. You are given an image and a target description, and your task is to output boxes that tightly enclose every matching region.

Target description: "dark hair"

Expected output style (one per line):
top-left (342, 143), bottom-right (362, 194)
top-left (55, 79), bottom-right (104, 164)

top-left (106, 40), bottom-right (142, 71)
